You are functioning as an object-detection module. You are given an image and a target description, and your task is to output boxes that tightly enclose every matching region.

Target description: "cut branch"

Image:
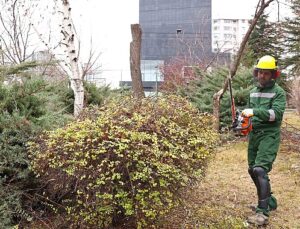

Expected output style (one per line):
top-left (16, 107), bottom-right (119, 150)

top-left (212, 0), bottom-right (275, 131)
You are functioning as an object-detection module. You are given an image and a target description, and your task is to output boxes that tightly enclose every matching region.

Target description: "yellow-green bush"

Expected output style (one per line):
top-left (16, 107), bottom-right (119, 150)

top-left (29, 95), bottom-right (219, 228)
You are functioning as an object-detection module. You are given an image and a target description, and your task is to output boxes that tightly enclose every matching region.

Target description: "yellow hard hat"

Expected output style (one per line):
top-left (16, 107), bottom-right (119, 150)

top-left (256, 55), bottom-right (277, 70)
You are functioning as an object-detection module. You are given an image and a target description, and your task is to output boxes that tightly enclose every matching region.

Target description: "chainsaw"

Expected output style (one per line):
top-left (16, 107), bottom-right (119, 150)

top-left (228, 78), bottom-right (252, 136)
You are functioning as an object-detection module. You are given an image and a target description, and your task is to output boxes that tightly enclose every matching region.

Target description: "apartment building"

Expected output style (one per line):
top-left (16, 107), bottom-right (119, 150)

top-left (212, 18), bottom-right (250, 54)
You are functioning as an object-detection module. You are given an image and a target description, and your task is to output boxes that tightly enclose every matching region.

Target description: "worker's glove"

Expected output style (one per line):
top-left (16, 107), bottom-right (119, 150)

top-left (241, 108), bottom-right (254, 117)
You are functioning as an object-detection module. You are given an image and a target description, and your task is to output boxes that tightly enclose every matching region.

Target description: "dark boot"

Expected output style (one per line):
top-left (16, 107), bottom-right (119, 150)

top-left (246, 166), bottom-right (271, 224)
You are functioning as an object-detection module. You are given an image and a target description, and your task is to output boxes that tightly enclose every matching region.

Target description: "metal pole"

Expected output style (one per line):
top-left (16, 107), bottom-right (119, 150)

top-left (155, 72), bottom-right (158, 97)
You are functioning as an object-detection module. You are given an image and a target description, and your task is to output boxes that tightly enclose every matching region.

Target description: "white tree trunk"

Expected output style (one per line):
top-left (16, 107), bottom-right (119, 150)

top-left (61, 0), bottom-right (84, 117)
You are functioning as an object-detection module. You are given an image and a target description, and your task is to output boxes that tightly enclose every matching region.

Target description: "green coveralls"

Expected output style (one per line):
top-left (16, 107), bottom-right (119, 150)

top-left (247, 81), bottom-right (286, 215)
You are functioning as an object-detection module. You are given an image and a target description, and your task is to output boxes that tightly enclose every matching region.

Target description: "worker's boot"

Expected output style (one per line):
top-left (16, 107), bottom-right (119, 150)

top-left (247, 212), bottom-right (269, 226)
top-left (247, 167), bottom-right (271, 225)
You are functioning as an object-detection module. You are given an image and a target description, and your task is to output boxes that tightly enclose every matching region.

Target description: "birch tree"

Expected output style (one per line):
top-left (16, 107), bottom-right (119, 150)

top-left (29, 1), bottom-right (101, 117)
top-left (59, 0), bottom-right (84, 117)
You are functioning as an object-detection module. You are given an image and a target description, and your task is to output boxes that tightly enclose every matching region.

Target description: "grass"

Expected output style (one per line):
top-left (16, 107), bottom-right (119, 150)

top-left (160, 112), bottom-right (300, 229)
top-left (283, 110), bottom-right (300, 129)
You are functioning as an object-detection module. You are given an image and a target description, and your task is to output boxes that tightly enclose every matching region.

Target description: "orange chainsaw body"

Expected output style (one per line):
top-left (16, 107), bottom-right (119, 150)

top-left (240, 116), bottom-right (253, 135)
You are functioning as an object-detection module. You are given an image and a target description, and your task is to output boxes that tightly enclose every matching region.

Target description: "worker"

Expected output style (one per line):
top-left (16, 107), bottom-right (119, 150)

top-left (241, 55), bottom-right (286, 226)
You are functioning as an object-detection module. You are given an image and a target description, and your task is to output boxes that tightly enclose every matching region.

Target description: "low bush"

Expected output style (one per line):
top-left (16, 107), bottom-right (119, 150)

top-left (29, 95), bottom-right (219, 228)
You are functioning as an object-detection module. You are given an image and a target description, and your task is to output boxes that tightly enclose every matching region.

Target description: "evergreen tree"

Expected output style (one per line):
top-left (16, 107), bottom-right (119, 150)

top-left (180, 67), bottom-right (254, 128)
top-left (246, 14), bottom-right (284, 64)
top-left (282, 0), bottom-right (300, 75)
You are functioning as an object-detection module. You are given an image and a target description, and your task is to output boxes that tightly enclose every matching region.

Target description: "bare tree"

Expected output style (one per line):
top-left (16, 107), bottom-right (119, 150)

top-left (212, 0), bottom-right (275, 131)
top-left (0, 0), bottom-right (35, 64)
top-left (130, 24), bottom-right (145, 99)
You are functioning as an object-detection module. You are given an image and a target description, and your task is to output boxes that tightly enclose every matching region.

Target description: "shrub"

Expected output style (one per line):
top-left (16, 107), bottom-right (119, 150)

top-left (0, 78), bottom-right (72, 228)
top-left (29, 95), bottom-right (219, 228)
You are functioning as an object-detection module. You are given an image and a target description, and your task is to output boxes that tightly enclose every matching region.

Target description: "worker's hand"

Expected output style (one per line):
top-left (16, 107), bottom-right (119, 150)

top-left (241, 108), bottom-right (254, 117)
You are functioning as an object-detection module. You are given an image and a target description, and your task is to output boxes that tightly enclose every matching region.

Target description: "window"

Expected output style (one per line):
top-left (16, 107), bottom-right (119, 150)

top-left (224, 34), bottom-right (232, 39)
top-left (176, 29), bottom-right (182, 34)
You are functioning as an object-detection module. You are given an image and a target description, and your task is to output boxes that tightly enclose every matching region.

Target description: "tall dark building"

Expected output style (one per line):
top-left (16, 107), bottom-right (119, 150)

top-left (121, 0), bottom-right (226, 93)
top-left (139, 0), bottom-right (213, 61)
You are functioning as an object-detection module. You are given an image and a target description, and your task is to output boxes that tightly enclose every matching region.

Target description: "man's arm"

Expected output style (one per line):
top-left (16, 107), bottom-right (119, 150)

top-left (253, 89), bottom-right (286, 122)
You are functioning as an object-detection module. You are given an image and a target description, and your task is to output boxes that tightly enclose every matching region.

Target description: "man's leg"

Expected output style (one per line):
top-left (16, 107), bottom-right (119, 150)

top-left (247, 132), bottom-right (259, 198)
top-left (255, 129), bottom-right (280, 212)
top-left (248, 168), bottom-right (277, 212)
top-left (248, 167), bottom-right (258, 193)
top-left (253, 167), bottom-right (270, 213)
top-left (247, 166), bottom-right (270, 225)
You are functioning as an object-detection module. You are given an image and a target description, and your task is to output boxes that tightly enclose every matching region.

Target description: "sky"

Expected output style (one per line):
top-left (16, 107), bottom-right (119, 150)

top-left (47, 0), bottom-right (292, 88)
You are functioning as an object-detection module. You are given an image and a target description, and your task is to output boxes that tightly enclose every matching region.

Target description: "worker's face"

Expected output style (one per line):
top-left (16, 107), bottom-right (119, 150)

top-left (257, 69), bottom-right (273, 86)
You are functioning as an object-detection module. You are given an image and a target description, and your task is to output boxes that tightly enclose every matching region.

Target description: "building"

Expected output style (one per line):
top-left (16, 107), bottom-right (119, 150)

top-left (120, 0), bottom-right (221, 92)
top-left (140, 0), bottom-right (213, 61)
top-left (212, 18), bottom-right (250, 54)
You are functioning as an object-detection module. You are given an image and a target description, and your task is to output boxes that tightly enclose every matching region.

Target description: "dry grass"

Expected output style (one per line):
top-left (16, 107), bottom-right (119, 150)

top-left (160, 139), bottom-right (300, 228)
top-left (283, 110), bottom-right (300, 129)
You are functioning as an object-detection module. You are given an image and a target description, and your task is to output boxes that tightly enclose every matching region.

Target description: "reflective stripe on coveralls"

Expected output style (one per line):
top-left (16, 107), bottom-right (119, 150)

top-left (250, 93), bottom-right (276, 98)
top-left (268, 110), bottom-right (275, 121)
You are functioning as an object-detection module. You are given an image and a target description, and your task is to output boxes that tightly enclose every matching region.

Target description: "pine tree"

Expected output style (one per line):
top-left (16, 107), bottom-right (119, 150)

top-left (180, 67), bottom-right (254, 128)
top-left (246, 14), bottom-right (284, 63)
top-left (282, 0), bottom-right (300, 75)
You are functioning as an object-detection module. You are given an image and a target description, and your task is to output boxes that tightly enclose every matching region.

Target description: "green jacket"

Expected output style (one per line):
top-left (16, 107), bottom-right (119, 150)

top-left (249, 82), bottom-right (286, 130)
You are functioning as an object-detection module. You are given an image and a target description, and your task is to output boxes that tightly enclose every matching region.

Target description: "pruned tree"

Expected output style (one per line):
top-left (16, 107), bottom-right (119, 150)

top-left (130, 24), bottom-right (145, 99)
top-left (213, 0), bottom-right (275, 131)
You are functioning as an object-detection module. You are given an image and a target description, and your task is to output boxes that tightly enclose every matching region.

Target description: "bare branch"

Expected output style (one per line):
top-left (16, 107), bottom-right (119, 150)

top-left (81, 40), bottom-right (101, 80)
